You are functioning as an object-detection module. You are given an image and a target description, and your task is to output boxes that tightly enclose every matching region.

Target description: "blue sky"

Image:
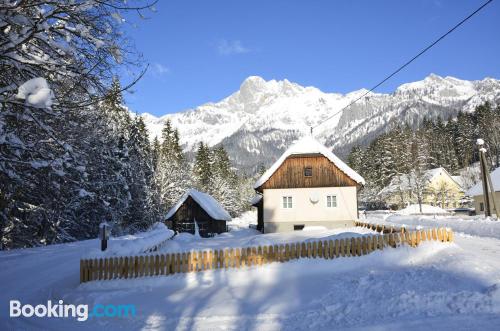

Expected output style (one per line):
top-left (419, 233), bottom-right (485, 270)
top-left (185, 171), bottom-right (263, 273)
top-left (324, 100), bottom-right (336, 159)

top-left (122, 0), bottom-right (500, 116)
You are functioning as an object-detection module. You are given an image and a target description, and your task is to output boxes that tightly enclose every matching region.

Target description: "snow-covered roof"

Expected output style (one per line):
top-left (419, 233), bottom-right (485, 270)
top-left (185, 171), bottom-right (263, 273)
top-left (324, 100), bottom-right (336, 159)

top-left (451, 176), bottom-right (465, 189)
top-left (253, 136), bottom-right (365, 189)
top-left (466, 167), bottom-right (500, 196)
top-left (250, 194), bottom-right (262, 205)
top-left (165, 189), bottom-right (231, 221)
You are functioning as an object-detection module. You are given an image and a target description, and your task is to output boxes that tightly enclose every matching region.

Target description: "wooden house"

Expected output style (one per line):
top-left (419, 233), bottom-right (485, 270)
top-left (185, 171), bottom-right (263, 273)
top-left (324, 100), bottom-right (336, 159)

top-left (165, 189), bottom-right (231, 237)
top-left (253, 136), bottom-right (365, 233)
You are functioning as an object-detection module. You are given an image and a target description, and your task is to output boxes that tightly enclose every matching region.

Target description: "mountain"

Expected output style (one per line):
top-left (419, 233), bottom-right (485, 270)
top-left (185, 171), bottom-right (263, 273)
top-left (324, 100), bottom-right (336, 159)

top-left (141, 74), bottom-right (500, 174)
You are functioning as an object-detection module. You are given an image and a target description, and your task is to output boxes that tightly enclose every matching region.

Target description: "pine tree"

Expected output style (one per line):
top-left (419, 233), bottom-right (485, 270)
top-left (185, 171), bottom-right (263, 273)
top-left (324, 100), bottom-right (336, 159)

top-left (210, 146), bottom-right (241, 216)
top-left (155, 121), bottom-right (190, 214)
top-left (193, 142), bottom-right (213, 191)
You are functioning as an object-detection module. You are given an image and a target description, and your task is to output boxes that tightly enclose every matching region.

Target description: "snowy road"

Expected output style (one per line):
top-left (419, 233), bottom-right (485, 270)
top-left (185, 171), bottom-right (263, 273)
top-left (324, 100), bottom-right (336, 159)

top-left (1, 217), bottom-right (500, 330)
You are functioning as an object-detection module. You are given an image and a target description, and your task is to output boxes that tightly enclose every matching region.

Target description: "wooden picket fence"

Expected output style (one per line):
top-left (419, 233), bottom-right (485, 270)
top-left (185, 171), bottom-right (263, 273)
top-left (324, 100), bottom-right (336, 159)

top-left (354, 221), bottom-right (455, 240)
top-left (355, 221), bottom-right (408, 234)
top-left (80, 224), bottom-right (453, 283)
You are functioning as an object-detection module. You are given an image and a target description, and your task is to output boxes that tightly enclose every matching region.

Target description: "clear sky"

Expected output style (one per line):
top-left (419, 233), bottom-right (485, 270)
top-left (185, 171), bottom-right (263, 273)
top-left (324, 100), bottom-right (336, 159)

top-left (121, 0), bottom-right (500, 116)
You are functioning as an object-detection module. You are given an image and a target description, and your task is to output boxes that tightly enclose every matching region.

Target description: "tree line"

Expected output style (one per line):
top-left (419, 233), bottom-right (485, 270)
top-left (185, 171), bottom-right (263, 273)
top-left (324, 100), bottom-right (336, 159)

top-left (347, 102), bottom-right (500, 206)
top-left (0, 1), bottom-right (253, 249)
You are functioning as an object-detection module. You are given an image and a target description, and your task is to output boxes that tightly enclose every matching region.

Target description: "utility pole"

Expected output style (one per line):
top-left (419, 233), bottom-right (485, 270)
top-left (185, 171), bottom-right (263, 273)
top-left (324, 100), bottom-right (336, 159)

top-left (477, 139), bottom-right (499, 218)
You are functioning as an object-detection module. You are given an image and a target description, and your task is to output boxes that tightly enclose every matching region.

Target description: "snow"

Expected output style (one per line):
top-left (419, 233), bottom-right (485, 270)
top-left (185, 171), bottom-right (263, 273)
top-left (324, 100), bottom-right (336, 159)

top-left (254, 135), bottom-right (365, 189)
top-left (157, 226), bottom-right (376, 254)
top-left (477, 138), bottom-right (485, 145)
top-left (165, 189), bottom-right (231, 222)
top-left (451, 175), bottom-right (465, 188)
top-left (15, 77), bottom-right (54, 108)
top-left (2, 216), bottom-right (500, 330)
top-left (85, 223), bottom-right (175, 258)
top-left (397, 204), bottom-right (449, 215)
top-left (365, 213), bottom-right (500, 240)
top-left (229, 210), bottom-right (258, 230)
top-left (250, 194), bottom-right (262, 205)
top-left (379, 167), bottom-right (462, 196)
top-left (467, 167), bottom-right (500, 196)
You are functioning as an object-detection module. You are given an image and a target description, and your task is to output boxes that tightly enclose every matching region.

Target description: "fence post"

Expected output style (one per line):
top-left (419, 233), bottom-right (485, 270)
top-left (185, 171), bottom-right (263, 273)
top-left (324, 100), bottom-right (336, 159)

top-left (379, 235), bottom-right (385, 250)
top-left (234, 248), bottom-right (240, 268)
top-left (431, 228), bottom-right (437, 241)
top-left (438, 228), bottom-right (444, 242)
top-left (311, 241), bottom-right (317, 258)
top-left (211, 250), bottom-right (216, 269)
top-left (158, 255), bottom-right (164, 276)
top-left (247, 247), bottom-right (252, 266)
top-left (201, 251), bottom-right (207, 270)
top-left (448, 229), bottom-right (454, 242)
top-left (350, 238), bottom-right (355, 256)
top-left (87, 259), bottom-right (93, 282)
top-left (154, 255), bottom-right (159, 275)
top-left (80, 260), bottom-right (85, 283)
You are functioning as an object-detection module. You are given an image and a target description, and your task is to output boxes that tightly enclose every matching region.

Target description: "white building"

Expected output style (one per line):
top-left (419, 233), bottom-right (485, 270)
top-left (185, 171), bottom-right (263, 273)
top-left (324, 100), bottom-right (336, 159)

top-left (466, 167), bottom-right (500, 215)
top-left (252, 136), bottom-right (365, 233)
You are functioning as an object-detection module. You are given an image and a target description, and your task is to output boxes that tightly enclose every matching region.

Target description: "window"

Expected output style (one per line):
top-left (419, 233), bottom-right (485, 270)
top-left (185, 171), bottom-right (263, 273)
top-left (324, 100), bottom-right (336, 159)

top-left (304, 167), bottom-right (312, 177)
top-left (282, 196), bottom-right (293, 208)
top-left (480, 202), bottom-right (484, 211)
top-left (294, 225), bottom-right (305, 231)
top-left (326, 195), bottom-right (337, 208)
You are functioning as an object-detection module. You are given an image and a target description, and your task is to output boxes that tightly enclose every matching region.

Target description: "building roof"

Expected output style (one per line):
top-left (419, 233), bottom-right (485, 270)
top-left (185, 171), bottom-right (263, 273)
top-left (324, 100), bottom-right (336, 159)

top-left (378, 167), bottom-right (463, 197)
top-left (451, 176), bottom-right (465, 189)
top-left (253, 135), bottom-right (365, 189)
top-left (165, 189), bottom-right (231, 221)
top-left (466, 167), bottom-right (500, 196)
top-left (250, 194), bottom-right (262, 206)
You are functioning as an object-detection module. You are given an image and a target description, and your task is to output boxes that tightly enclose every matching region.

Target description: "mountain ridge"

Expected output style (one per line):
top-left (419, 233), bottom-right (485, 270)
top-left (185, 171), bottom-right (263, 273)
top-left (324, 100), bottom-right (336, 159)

top-left (140, 74), bottom-right (500, 174)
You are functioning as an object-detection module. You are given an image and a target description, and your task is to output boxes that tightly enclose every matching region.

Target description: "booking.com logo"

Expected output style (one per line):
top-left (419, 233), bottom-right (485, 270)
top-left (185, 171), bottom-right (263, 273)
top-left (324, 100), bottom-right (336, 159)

top-left (10, 300), bottom-right (136, 322)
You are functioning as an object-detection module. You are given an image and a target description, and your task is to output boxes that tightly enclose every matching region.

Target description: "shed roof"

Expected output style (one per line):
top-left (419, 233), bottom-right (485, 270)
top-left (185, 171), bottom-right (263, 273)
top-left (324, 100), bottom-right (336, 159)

top-left (253, 135), bottom-right (365, 189)
top-left (165, 189), bottom-right (231, 221)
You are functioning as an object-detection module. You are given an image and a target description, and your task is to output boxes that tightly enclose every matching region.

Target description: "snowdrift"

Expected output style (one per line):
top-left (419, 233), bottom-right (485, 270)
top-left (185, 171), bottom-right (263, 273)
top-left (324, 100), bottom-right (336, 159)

top-left (85, 223), bottom-right (174, 258)
top-left (397, 204), bottom-right (449, 215)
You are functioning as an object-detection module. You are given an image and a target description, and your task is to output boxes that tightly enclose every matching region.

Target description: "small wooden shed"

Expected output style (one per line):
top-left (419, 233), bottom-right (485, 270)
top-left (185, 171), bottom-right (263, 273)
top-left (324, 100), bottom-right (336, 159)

top-left (165, 189), bottom-right (231, 237)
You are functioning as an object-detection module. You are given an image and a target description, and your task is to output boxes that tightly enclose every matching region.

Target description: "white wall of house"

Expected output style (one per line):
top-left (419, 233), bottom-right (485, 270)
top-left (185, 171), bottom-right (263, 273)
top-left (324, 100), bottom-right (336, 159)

top-left (263, 186), bottom-right (358, 233)
top-left (472, 192), bottom-right (500, 216)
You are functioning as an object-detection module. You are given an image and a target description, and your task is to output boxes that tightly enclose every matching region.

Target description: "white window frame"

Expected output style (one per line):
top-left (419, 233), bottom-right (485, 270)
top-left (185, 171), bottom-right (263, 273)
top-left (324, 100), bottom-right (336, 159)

top-left (326, 195), bottom-right (337, 208)
top-left (282, 196), bottom-right (293, 209)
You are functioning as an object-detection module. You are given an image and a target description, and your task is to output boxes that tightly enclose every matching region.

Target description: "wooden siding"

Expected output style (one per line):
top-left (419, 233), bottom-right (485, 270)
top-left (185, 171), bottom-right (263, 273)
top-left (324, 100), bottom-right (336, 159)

top-left (258, 154), bottom-right (357, 191)
top-left (166, 196), bottom-right (227, 237)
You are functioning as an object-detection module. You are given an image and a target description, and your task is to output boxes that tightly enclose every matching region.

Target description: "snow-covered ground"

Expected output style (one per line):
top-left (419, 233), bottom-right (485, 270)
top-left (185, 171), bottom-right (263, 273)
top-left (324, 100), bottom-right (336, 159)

top-left (364, 212), bottom-right (500, 240)
top-left (397, 203), bottom-right (449, 215)
top-left (86, 223), bottom-right (175, 258)
top-left (1, 214), bottom-right (500, 330)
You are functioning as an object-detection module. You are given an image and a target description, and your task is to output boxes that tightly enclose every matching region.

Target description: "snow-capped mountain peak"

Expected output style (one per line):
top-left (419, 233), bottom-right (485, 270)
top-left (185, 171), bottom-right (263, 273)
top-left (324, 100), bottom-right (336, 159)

top-left (141, 74), bottom-right (500, 173)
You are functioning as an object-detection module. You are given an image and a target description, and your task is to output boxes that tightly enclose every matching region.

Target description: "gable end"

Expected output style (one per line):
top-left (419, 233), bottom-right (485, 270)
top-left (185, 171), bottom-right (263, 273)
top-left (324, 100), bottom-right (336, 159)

top-left (258, 155), bottom-right (357, 191)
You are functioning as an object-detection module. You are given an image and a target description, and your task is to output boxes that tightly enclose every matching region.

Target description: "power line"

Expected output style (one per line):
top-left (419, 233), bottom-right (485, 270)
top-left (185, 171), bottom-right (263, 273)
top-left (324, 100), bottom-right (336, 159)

top-left (312, 0), bottom-right (494, 131)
